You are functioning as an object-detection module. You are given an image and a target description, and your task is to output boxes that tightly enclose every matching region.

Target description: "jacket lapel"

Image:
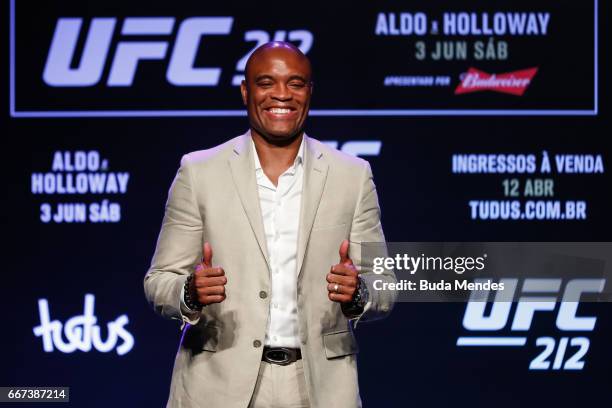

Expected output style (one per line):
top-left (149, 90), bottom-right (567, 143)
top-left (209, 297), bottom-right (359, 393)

top-left (228, 131), bottom-right (270, 270)
top-left (297, 135), bottom-right (329, 278)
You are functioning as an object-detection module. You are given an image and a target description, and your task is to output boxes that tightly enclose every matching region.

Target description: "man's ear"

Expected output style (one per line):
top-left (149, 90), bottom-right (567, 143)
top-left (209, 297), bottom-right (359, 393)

top-left (240, 80), bottom-right (248, 106)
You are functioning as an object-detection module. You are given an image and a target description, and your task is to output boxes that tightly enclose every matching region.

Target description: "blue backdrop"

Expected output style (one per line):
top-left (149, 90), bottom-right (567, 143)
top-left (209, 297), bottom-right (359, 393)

top-left (3, 1), bottom-right (611, 407)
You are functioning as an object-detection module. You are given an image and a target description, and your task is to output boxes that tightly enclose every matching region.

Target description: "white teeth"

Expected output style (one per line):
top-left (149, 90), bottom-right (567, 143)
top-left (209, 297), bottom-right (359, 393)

top-left (269, 108), bottom-right (291, 114)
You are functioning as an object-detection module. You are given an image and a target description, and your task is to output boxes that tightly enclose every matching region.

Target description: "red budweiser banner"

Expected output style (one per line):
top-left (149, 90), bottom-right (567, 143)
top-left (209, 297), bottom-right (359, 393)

top-left (455, 67), bottom-right (539, 96)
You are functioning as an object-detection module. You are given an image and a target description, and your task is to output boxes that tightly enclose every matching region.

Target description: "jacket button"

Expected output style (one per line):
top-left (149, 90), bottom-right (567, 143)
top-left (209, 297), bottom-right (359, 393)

top-left (253, 340), bottom-right (262, 348)
top-left (259, 291), bottom-right (267, 299)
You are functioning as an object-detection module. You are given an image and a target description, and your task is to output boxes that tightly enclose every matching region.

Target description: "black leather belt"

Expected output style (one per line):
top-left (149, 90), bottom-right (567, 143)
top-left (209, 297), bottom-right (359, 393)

top-left (262, 347), bottom-right (302, 365)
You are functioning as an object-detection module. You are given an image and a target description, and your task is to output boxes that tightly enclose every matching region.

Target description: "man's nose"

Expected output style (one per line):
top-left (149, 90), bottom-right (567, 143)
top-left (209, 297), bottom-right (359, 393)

top-left (270, 83), bottom-right (292, 100)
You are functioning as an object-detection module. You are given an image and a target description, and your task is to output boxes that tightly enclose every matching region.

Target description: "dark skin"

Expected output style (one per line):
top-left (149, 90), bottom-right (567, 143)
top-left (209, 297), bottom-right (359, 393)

top-left (240, 42), bottom-right (312, 186)
top-left (190, 42), bottom-right (360, 309)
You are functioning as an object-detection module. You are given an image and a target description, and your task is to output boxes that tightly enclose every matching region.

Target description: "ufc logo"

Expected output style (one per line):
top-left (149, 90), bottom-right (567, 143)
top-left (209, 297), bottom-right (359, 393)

top-left (463, 278), bottom-right (605, 331)
top-left (43, 17), bottom-right (313, 88)
top-left (44, 17), bottom-right (231, 87)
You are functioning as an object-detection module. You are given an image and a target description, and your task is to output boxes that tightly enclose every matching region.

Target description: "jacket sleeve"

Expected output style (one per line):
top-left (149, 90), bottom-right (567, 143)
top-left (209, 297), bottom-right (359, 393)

top-left (144, 154), bottom-right (203, 327)
top-left (347, 160), bottom-right (397, 327)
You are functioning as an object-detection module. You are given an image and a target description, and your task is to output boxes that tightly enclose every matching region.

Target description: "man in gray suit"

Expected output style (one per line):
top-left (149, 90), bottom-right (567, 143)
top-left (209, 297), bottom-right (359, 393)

top-left (144, 41), bottom-right (396, 408)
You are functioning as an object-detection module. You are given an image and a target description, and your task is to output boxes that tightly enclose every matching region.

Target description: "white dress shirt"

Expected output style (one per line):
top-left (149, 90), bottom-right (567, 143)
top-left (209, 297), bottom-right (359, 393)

top-left (180, 137), bottom-right (305, 347)
top-left (253, 137), bottom-right (304, 348)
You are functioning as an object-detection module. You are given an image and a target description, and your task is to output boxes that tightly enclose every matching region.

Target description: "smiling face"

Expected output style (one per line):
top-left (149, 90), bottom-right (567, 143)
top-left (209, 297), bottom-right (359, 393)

top-left (241, 43), bottom-right (312, 143)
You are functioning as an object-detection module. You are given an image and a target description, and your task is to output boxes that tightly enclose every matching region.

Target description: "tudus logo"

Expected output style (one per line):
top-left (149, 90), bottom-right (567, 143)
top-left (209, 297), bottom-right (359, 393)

top-left (457, 278), bottom-right (605, 370)
top-left (32, 294), bottom-right (134, 355)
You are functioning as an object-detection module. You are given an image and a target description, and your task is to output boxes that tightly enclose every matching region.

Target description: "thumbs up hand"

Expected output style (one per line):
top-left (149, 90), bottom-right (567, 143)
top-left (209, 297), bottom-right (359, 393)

top-left (189, 242), bottom-right (227, 305)
top-left (326, 240), bottom-right (359, 303)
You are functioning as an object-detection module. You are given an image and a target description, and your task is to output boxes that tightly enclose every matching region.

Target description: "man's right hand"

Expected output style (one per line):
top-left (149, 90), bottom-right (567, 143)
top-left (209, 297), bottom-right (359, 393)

top-left (189, 242), bottom-right (227, 305)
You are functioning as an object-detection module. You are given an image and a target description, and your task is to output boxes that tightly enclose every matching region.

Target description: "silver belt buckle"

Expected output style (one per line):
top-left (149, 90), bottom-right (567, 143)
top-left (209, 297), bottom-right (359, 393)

top-left (264, 347), bottom-right (295, 366)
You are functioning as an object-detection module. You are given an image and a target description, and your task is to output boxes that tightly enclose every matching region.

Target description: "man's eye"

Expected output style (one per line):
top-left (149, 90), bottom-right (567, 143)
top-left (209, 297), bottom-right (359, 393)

top-left (257, 82), bottom-right (273, 87)
top-left (289, 82), bottom-right (306, 88)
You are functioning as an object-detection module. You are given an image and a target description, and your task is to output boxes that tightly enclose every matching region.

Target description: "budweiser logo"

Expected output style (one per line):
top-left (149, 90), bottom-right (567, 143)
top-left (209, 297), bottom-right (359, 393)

top-left (455, 67), bottom-right (538, 96)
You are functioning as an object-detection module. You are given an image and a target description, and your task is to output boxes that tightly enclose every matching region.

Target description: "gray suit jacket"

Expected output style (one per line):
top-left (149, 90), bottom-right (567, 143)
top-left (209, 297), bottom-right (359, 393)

top-left (144, 131), bottom-right (396, 408)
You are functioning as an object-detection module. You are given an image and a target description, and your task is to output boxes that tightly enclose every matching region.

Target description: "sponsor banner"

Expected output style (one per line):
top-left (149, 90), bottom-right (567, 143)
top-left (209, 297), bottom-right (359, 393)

top-left (33, 294), bottom-right (135, 355)
top-left (454, 67), bottom-right (538, 96)
top-left (10, 0), bottom-right (597, 117)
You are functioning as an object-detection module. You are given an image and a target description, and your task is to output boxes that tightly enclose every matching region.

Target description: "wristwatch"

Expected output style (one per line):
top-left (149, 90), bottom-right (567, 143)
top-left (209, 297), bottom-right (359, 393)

top-left (342, 275), bottom-right (369, 317)
top-left (352, 275), bottom-right (369, 308)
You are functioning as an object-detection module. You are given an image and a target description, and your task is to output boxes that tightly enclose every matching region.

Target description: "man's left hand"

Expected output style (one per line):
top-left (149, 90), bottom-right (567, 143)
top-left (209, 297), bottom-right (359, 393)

top-left (327, 239), bottom-right (359, 303)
